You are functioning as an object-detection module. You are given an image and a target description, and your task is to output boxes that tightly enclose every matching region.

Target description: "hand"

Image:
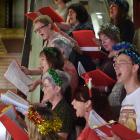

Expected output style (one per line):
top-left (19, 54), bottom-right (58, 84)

top-left (28, 80), bottom-right (40, 92)
top-left (21, 66), bottom-right (31, 75)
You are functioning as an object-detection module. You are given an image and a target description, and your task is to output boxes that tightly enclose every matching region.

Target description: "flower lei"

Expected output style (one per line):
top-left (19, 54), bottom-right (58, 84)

top-left (48, 68), bottom-right (63, 86)
top-left (120, 48), bottom-right (140, 65)
top-left (113, 41), bottom-right (133, 51)
top-left (27, 107), bottom-right (62, 135)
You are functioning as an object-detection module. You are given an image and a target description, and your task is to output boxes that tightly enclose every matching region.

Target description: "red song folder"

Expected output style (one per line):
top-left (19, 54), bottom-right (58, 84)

top-left (81, 69), bottom-right (116, 87)
top-left (72, 30), bottom-right (106, 59)
top-left (25, 6), bottom-right (64, 22)
top-left (0, 114), bottom-right (29, 140)
top-left (99, 123), bottom-right (140, 140)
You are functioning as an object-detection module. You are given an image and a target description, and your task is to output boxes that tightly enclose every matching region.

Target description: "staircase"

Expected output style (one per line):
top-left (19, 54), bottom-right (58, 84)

top-left (0, 53), bottom-right (21, 93)
top-left (0, 28), bottom-right (24, 94)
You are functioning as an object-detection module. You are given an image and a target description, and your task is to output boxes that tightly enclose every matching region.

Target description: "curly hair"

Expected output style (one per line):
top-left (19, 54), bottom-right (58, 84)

top-left (98, 23), bottom-right (120, 43)
top-left (67, 3), bottom-right (89, 23)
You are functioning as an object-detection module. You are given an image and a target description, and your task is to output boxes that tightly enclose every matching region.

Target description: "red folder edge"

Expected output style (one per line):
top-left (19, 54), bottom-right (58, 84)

top-left (0, 115), bottom-right (29, 140)
top-left (38, 6), bottom-right (64, 22)
top-left (81, 69), bottom-right (116, 87)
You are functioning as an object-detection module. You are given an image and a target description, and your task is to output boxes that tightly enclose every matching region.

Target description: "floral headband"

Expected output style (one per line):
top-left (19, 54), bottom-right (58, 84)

top-left (44, 68), bottom-right (63, 86)
top-left (119, 48), bottom-right (140, 65)
top-left (27, 107), bottom-right (62, 135)
top-left (113, 41), bottom-right (133, 51)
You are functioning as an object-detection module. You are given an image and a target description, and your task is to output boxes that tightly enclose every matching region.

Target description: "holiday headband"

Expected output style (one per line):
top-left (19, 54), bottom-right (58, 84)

top-left (113, 41), bottom-right (133, 51)
top-left (43, 47), bottom-right (58, 57)
top-left (27, 107), bottom-right (62, 135)
top-left (100, 23), bottom-right (120, 34)
top-left (119, 48), bottom-right (140, 65)
top-left (44, 68), bottom-right (63, 86)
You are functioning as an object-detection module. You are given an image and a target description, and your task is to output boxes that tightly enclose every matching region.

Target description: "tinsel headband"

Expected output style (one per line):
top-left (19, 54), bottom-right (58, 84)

top-left (27, 107), bottom-right (62, 135)
top-left (43, 68), bottom-right (63, 86)
top-left (43, 47), bottom-right (57, 57)
top-left (113, 41), bottom-right (133, 51)
top-left (119, 48), bottom-right (140, 65)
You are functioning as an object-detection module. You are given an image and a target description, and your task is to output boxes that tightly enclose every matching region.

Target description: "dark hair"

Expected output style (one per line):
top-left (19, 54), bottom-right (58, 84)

top-left (67, 3), bottom-right (89, 23)
top-left (98, 23), bottom-right (120, 43)
top-left (110, 0), bottom-right (129, 24)
top-left (74, 86), bottom-right (94, 108)
top-left (63, 0), bottom-right (71, 3)
top-left (110, 0), bottom-right (129, 13)
top-left (40, 47), bottom-right (64, 70)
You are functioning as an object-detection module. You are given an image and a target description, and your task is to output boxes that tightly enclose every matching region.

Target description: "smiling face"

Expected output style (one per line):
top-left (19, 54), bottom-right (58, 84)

top-left (114, 54), bottom-right (134, 84)
top-left (34, 21), bottom-right (51, 41)
top-left (39, 54), bottom-right (50, 73)
top-left (99, 33), bottom-right (116, 52)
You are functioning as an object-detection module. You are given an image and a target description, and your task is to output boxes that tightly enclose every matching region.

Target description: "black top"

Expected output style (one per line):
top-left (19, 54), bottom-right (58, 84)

top-left (117, 18), bottom-right (135, 43)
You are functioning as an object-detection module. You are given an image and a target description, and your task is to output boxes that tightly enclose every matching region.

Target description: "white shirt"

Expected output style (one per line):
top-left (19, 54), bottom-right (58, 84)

top-left (119, 87), bottom-right (140, 133)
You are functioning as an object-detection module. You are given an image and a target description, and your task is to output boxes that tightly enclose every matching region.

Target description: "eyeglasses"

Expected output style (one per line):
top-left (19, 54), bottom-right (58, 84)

top-left (113, 62), bottom-right (133, 68)
top-left (34, 24), bottom-right (47, 33)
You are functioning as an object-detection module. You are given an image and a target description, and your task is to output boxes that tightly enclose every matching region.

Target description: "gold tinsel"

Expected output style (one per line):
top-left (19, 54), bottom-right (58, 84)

top-left (28, 107), bottom-right (62, 135)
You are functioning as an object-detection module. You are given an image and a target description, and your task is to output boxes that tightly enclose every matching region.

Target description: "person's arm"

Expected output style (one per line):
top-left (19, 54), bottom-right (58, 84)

top-left (28, 79), bottom-right (42, 92)
top-left (21, 66), bottom-right (42, 75)
top-left (55, 22), bottom-right (71, 31)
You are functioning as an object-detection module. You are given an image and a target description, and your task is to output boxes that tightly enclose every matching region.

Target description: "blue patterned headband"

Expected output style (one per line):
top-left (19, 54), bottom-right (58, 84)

top-left (119, 48), bottom-right (140, 65)
top-left (113, 42), bottom-right (133, 51)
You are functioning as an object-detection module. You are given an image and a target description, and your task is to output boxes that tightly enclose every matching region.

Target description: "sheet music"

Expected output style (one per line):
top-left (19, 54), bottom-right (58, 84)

top-left (77, 61), bottom-right (86, 76)
top-left (4, 60), bottom-right (33, 95)
top-left (0, 90), bottom-right (29, 112)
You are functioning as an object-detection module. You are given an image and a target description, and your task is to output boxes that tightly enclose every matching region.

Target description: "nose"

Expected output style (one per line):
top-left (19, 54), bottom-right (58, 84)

top-left (71, 99), bottom-right (75, 106)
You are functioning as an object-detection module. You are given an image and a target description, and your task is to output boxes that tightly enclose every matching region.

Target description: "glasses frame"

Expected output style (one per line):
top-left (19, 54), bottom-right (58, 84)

top-left (34, 24), bottom-right (48, 33)
top-left (113, 61), bottom-right (133, 68)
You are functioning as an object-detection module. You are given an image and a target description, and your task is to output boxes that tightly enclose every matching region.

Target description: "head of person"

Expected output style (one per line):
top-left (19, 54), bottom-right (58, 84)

top-left (113, 48), bottom-right (140, 84)
top-left (27, 105), bottom-right (62, 140)
top-left (109, 0), bottom-right (129, 22)
top-left (33, 15), bottom-right (53, 41)
top-left (42, 68), bottom-right (70, 102)
top-left (72, 86), bottom-right (93, 118)
top-left (39, 47), bottom-right (64, 73)
top-left (98, 23), bottom-right (120, 52)
top-left (53, 0), bottom-right (71, 5)
top-left (67, 3), bottom-right (89, 25)
top-left (50, 38), bottom-right (73, 59)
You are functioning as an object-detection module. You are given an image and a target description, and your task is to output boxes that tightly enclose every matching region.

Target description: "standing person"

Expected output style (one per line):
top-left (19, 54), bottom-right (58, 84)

top-left (98, 23), bottom-right (120, 79)
top-left (53, 0), bottom-right (72, 19)
top-left (71, 86), bottom-right (106, 140)
top-left (33, 15), bottom-right (73, 48)
top-left (42, 68), bottom-right (75, 140)
top-left (109, 0), bottom-right (135, 43)
top-left (100, 48), bottom-right (140, 140)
